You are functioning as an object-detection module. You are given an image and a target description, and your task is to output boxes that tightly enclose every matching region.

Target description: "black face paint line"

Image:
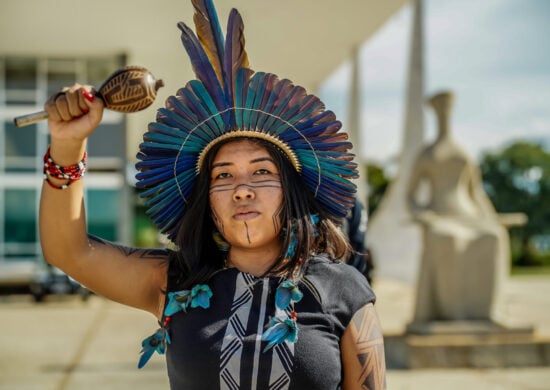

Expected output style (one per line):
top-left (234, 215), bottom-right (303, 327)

top-left (272, 204), bottom-right (284, 234)
top-left (243, 221), bottom-right (252, 244)
top-left (209, 183), bottom-right (232, 194)
top-left (209, 180), bottom-right (281, 194)
top-left (211, 209), bottom-right (225, 235)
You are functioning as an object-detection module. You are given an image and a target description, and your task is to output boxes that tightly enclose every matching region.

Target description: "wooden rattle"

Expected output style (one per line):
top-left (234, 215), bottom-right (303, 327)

top-left (14, 66), bottom-right (164, 127)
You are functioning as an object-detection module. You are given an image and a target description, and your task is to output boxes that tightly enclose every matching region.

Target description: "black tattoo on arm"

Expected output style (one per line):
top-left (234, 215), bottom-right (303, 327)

top-left (87, 234), bottom-right (169, 259)
top-left (350, 303), bottom-right (386, 389)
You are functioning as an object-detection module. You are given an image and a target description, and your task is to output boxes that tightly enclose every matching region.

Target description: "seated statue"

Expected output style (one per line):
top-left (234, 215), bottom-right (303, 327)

top-left (406, 91), bottom-right (510, 328)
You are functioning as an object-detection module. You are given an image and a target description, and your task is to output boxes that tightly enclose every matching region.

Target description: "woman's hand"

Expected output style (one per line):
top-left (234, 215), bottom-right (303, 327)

top-left (44, 84), bottom-right (104, 164)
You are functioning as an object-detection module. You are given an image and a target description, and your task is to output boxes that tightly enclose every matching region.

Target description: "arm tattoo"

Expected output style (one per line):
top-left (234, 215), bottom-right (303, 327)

top-left (87, 234), bottom-right (169, 259)
top-left (350, 303), bottom-right (387, 389)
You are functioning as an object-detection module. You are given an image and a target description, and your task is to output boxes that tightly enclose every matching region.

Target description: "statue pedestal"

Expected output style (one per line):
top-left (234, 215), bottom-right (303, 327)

top-left (385, 321), bottom-right (550, 368)
top-left (406, 320), bottom-right (533, 335)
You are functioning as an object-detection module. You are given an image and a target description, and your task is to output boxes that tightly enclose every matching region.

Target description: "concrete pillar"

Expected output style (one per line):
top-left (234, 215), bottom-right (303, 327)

top-left (348, 45), bottom-right (368, 207)
top-left (366, 0), bottom-right (425, 282)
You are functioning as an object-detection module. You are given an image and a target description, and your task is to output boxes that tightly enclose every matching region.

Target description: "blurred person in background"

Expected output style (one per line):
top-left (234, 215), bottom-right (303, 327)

top-left (344, 198), bottom-right (375, 284)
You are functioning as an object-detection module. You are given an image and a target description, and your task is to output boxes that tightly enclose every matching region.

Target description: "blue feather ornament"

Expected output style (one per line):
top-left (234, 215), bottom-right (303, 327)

top-left (261, 315), bottom-right (299, 352)
top-left (138, 327), bottom-right (171, 369)
top-left (138, 283), bottom-right (213, 368)
top-left (275, 280), bottom-right (303, 310)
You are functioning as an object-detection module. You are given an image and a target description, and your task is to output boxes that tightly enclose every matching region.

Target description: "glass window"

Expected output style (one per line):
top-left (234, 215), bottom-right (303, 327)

top-left (4, 189), bottom-right (37, 243)
top-left (4, 120), bottom-right (37, 172)
top-left (87, 56), bottom-right (125, 86)
top-left (87, 189), bottom-right (120, 241)
top-left (47, 68), bottom-right (77, 96)
top-left (5, 57), bottom-right (37, 105)
top-left (87, 122), bottom-right (126, 161)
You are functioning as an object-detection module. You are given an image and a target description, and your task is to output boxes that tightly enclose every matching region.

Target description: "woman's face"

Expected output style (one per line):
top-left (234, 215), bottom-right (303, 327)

top-left (209, 139), bottom-right (284, 253)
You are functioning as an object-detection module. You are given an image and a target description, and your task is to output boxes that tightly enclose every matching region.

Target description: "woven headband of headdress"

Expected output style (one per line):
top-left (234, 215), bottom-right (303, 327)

top-left (136, 0), bottom-right (358, 241)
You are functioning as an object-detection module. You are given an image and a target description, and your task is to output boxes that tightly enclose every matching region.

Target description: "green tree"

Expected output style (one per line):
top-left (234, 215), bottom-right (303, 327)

top-left (365, 162), bottom-right (390, 217)
top-left (480, 141), bottom-right (550, 266)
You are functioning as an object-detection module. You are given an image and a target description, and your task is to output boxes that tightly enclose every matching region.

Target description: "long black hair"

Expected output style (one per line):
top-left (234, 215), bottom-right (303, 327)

top-left (168, 137), bottom-right (350, 289)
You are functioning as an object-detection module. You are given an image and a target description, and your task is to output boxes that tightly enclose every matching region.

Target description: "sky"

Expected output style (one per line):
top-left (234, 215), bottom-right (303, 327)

top-left (319, 0), bottom-right (550, 169)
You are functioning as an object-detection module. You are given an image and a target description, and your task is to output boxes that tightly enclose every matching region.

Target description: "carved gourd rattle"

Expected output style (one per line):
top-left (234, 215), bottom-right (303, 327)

top-left (14, 66), bottom-right (164, 127)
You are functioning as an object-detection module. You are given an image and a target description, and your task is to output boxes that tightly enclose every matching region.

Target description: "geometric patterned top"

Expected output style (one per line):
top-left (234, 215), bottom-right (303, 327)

top-left (164, 255), bottom-right (375, 389)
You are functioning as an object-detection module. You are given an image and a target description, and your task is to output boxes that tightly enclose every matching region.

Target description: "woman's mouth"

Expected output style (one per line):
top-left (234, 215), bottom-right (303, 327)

top-left (234, 211), bottom-right (260, 221)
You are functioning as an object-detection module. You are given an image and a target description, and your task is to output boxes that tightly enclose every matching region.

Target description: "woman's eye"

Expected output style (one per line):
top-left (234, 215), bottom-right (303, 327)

top-left (255, 169), bottom-right (271, 175)
top-left (214, 172), bottom-right (231, 179)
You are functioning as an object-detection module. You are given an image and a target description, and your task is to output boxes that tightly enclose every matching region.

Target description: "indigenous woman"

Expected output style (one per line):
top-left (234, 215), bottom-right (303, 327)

top-left (40, 1), bottom-right (386, 388)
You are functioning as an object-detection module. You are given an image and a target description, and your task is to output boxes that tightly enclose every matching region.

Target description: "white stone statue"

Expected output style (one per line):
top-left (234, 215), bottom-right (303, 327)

top-left (406, 91), bottom-right (511, 329)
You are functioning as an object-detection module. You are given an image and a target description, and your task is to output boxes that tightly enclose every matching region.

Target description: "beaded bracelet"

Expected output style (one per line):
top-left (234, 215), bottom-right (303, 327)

top-left (43, 147), bottom-right (87, 190)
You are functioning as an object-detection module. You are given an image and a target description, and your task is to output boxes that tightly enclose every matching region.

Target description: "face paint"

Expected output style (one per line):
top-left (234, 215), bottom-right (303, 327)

top-left (243, 221), bottom-right (251, 244)
top-left (211, 208), bottom-right (225, 235)
top-left (208, 140), bottom-right (284, 254)
top-left (272, 204), bottom-right (284, 234)
top-left (209, 180), bottom-right (281, 194)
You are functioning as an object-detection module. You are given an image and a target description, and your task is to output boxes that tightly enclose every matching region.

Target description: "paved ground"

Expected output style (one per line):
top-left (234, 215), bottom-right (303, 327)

top-left (1, 274), bottom-right (549, 390)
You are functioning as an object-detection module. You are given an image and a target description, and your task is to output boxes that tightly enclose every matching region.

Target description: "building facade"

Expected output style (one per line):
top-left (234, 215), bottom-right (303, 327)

top-left (0, 55), bottom-right (132, 285)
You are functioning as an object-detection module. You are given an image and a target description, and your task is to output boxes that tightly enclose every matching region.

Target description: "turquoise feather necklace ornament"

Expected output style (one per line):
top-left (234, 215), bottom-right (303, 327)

top-left (138, 283), bottom-right (213, 368)
top-left (138, 278), bottom-right (305, 368)
top-left (261, 217), bottom-right (312, 352)
top-left (262, 279), bottom-right (303, 352)
top-left (135, 0), bottom-right (358, 242)
top-left (138, 214), bottom-right (318, 367)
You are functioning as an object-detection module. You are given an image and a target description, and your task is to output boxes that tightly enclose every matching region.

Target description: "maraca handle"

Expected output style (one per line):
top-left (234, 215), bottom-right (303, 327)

top-left (14, 111), bottom-right (49, 127)
top-left (13, 94), bottom-right (107, 128)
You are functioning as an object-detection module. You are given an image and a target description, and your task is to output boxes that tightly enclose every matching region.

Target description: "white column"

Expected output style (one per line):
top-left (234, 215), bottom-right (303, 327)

top-left (366, 0), bottom-right (425, 282)
top-left (348, 45), bottom-right (368, 207)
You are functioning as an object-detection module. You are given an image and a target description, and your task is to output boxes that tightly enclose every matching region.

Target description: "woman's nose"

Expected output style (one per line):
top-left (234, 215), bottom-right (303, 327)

top-left (232, 184), bottom-right (255, 201)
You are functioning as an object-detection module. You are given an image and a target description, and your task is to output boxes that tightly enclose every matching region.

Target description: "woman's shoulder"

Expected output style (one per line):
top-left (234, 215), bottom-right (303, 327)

top-left (306, 254), bottom-right (370, 283)
top-left (304, 254), bottom-right (376, 302)
top-left (303, 253), bottom-right (376, 331)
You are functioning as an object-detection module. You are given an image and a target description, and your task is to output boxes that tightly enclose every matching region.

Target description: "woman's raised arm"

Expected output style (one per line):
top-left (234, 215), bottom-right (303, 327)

top-left (39, 84), bottom-right (168, 318)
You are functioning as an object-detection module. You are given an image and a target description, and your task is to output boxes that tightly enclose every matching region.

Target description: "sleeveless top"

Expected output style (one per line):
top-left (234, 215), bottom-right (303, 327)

top-left (164, 254), bottom-right (376, 389)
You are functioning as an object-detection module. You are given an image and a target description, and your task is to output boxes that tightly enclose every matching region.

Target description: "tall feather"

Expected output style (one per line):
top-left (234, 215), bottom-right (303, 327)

top-left (191, 0), bottom-right (225, 85)
top-left (224, 9), bottom-right (249, 110)
top-left (178, 22), bottom-right (226, 112)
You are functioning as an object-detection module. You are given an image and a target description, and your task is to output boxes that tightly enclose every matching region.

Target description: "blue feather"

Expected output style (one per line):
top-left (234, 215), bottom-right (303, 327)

top-left (234, 68), bottom-right (252, 129)
top-left (138, 327), bottom-right (170, 369)
top-left (179, 88), bottom-right (220, 137)
top-left (188, 80), bottom-right (226, 132)
top-left (275, 280), bottom-right (303, 310)
top-left (260, 79), bottom-right (296, 131)
top-left (178, 22), bottom-right (226, 112)
top-left (191, 0), bottom-right (225, 83)
top-left (261, 316), bottom-right (298, 352)
top-left (253, 73), bottom-right (278, 130)
top-left (168, 93), bottom-right (201, 124)
top-left (157, 108), bottom-right (201, 137)
top-left (224, 9), bottom-right (248, 110)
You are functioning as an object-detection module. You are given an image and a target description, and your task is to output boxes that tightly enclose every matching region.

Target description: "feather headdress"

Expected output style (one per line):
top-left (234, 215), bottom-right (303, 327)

top-left (136, 0), bottom-right (358, 241)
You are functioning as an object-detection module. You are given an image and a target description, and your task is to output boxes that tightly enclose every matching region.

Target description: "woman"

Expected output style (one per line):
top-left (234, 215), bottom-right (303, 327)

top-left (39, 1), bottom-right (386, 388)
